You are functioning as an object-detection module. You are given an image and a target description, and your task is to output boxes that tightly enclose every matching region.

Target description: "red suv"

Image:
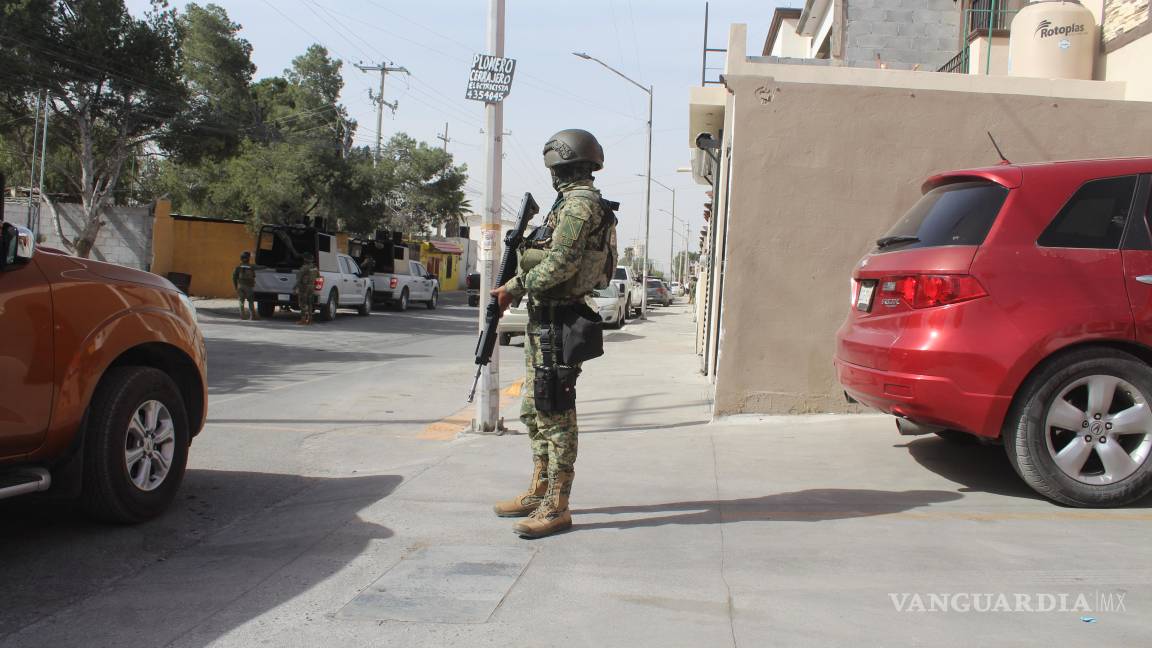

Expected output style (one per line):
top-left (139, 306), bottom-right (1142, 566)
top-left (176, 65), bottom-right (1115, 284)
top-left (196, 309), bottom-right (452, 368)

top-left (836, 158), bottom-right (1152, 507)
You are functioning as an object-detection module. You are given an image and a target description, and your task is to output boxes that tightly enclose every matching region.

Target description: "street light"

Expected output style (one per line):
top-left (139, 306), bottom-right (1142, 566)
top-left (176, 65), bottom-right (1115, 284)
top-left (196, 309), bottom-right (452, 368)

top-left (659, 208), bottom-right (690, 286)
top-left (575, 51), bottom-right (653, 319)
top-left (642, 174), bottom-right (676, 286)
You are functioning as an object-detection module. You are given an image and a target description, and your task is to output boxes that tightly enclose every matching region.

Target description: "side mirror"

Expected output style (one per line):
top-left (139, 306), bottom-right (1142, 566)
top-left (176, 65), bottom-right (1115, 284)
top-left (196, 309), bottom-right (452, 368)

top-left (425, 273), bottom-right (435, 280)
top-left (1, 223), bottom-right (35, 269)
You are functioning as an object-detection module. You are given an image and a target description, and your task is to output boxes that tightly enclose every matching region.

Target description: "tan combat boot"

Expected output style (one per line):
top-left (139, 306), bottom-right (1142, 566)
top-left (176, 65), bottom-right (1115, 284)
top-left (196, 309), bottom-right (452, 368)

top-left (250, 307), bottom-right (260, 321)
top-left (240, 305), bottom-right (250, 320)
top-left (513, 471), bottom-right (573, 539)
top-left (493, 456), bottom-right (548, 518)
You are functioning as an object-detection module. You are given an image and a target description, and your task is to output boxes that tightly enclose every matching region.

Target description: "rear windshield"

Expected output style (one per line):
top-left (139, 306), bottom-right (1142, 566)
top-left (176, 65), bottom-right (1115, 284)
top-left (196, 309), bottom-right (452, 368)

top-left (876, 180), bottom-right (1009, 252)
top-left (256, 227), bottom-right (316, 269)
top-left (614, 267), bottom-right (628, 280)
top-left (646, 279), bottom-right (662, 287)
top-left (593, 286), bottom-right (617, 298)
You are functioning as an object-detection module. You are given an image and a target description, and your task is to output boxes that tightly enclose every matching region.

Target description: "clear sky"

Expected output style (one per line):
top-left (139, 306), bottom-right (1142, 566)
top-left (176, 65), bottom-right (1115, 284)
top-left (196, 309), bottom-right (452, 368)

top-left (126, 0), bottom-right (781, 274)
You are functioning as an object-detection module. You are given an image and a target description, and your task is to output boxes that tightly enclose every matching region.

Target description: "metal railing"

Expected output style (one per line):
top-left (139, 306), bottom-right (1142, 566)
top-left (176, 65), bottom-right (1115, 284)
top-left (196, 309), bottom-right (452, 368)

top-left (937, 49), bottom-right (970, 74)
top-left (937, 3), bottom-right (1019, 74)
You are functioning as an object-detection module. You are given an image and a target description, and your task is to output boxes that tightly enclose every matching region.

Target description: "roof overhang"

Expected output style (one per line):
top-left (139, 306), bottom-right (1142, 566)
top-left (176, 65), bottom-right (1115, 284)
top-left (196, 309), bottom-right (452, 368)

top-left (797, 0), bottom-right (832, 37)
top-left (763, 8), bottom-right (803, 55)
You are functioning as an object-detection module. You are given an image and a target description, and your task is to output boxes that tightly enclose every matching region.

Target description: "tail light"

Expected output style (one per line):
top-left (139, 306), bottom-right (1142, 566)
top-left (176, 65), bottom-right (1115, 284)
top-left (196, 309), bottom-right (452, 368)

top-left (314, 276), bottom-right (324, 292)
top-left (389, 277), bottom-right (398, 289)
top-left (876, 274), bottom-right (986, 309)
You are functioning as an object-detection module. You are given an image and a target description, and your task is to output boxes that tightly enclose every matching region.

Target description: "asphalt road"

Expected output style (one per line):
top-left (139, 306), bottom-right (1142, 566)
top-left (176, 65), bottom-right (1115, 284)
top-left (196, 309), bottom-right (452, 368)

top-left (0, 292), bottom-right (517, 646)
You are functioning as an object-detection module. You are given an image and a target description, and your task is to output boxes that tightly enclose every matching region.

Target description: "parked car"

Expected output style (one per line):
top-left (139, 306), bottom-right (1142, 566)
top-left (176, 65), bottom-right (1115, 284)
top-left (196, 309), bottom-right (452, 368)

top-left (0, 220), bottom-right (207, 522)
top-left (466, 272), bottom-right (481, 307)
top-left (349, 235), bottom-right (438, 311)
top-left (670, 281), bottom-right (682, 296)
top-left (613, 265), bottom-right (645, 316)
top-left (253, 225), bottom-right (371, 320)
top-left (836, 157), bottom-right (1152, 507)
top-left (646, 279), bottom-right (672, 307)
top-left (591, 284), bottom-right (627, 329)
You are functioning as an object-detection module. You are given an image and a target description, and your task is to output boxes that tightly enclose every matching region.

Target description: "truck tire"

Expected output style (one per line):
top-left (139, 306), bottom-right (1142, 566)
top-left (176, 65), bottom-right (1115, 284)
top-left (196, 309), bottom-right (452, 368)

top-left (394, 288), bottom-right (409, 312)
top-left (257, 301), bottom-right (275, 318)
top-left (320, 290), bottom-right (338, 321)
top-left (499, 332), bottom-right (513, 346)
top-left (468, 295), bottom-right (480, 307)
top-left (1004, 348), bottom-right (1152, 507)
top-left (426, 289), bottom-right (438, 310)
top-left (80, 366), bottom-right (190, 523)
top-left (615, 306), bottom-right (626, 329)
top-left (357, 290), bottom-right (371, 316)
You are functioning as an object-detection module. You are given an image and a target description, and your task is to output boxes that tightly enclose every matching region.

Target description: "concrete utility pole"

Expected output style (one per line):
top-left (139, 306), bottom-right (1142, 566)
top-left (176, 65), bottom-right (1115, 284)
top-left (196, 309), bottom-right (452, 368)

top-left (26, 91), bottom-right (41, 228)
top-left (475, 0), bottom-right (506, 434)
top-left (355, 62), bottom-right (408, 165)
top-left (34, 90), bottom-right (49, 237)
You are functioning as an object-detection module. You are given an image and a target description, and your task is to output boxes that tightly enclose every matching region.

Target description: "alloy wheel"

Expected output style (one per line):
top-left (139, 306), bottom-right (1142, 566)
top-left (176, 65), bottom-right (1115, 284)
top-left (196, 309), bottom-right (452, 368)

top-left (124, 400), bottom-right (176, 492)
top-left (1044, 374), bottom-right (1152, 485)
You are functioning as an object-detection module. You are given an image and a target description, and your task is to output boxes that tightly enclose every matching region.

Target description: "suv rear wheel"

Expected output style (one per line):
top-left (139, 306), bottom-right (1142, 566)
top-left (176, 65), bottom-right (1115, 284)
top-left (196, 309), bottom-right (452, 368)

top-left (395, 288), bottom-right (409, 312)
top-left (357, 290), bottom-right (371, 316)
top-left (1005, 348), bottom-right (1152, 507)
top-left (80, 366), bottom-right (189, 523)
top-left (426, 289), bottom-right (438, 310)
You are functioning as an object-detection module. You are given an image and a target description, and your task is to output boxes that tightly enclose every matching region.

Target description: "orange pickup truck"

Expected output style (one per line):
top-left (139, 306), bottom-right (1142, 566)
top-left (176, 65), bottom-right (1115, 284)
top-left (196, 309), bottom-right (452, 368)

top-left (0, 217), bottom-right (207, 522)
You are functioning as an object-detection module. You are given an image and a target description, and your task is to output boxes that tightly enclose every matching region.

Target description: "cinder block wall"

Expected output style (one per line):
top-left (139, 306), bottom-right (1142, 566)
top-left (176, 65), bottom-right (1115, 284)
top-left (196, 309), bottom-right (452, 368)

top-left (843, 0), bottom-right (963, 70)
top-left (37, 202), bottom-right (154, 269)
top-left (713, 74), bottom-right (1152, 415)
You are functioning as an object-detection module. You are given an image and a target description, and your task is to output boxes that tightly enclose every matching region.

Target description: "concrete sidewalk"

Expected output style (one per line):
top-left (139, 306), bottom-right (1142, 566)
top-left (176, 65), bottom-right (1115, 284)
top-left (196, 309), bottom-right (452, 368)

top-left (217, 303), bottom-right (1148, 646)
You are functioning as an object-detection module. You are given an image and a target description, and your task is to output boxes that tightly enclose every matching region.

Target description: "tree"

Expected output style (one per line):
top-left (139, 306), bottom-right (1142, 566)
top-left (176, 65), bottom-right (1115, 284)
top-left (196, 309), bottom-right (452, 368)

top-left (0, 0), bottom-right (188, 256)
top-left (377, 133), bottom-right (469, 235)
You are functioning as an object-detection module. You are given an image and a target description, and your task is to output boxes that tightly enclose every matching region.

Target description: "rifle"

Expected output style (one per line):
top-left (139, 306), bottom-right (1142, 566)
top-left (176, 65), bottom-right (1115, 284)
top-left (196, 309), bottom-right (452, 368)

top-left (468, 192), bottom-right (540, 402)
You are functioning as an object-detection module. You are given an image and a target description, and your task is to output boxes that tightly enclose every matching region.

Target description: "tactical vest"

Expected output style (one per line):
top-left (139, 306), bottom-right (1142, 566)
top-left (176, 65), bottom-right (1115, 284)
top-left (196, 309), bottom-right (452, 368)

top-left (236, 264), bottom-right (256, 288)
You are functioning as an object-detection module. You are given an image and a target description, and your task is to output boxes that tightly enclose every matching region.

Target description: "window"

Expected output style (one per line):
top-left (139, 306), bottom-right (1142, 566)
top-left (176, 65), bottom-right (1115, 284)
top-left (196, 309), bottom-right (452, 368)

top-left (446, 256), bottom-right (453, 278)
top-left (614, 267), bottom-right (628, 280)
top-left (338, 257), bottom-right (350, 274)
top-left (877, 180), bottom-right (1009, 253)
top-left (1038, 176), bottom-right (1138, 249)
top-left (318, 236), bottom-right (331, 253)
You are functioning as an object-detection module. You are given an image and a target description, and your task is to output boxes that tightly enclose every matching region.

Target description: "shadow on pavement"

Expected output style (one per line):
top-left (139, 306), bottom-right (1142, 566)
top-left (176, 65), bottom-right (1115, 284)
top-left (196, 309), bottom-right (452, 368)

top-left (901, 435), bottom-right (1152, 507)
top-left (575, 488), bottom-right (964, 530)
top-left (204, 336), bottom-right (424, 396)
top-left (0, 471), bottom-right (398, 646)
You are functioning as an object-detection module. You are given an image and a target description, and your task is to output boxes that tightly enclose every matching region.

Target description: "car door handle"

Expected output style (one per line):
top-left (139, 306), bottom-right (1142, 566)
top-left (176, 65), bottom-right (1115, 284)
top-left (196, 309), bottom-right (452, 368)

top-left (1137, 275), bottom-right (1152, 285)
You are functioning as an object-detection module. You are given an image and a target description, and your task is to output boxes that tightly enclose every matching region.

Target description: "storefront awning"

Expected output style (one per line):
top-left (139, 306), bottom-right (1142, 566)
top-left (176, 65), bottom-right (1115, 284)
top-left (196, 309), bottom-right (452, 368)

top-left (429, 241), bottom-right (463, 254)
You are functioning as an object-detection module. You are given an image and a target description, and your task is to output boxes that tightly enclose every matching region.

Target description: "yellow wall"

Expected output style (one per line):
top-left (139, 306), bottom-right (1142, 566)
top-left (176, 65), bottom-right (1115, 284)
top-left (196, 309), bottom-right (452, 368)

top-left (420, 244), bottom-right (460, 292)
top-left (151, 200), bottom-right (256, 298)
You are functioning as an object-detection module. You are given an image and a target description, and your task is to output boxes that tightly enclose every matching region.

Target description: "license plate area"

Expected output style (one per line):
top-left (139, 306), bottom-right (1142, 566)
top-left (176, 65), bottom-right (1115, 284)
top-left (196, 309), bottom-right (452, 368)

top-left (278, 293), bottom-right (290, 301)
top-left (856, 280), bottom-right (877, 312)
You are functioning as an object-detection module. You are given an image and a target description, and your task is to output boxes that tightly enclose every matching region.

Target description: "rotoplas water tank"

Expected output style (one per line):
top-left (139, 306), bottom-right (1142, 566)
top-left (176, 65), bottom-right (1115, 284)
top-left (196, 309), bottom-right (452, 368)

top-left (1008, 0), bottom-right (1098, 80)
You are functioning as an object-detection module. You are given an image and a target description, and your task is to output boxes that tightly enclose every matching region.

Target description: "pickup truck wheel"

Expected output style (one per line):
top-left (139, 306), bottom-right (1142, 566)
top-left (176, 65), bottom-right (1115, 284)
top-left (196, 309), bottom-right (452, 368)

top-left (1004, 348), bottom-right (1152, 507)
top-left (80, 366), bottom-right (189, 523)
top-left (499, 332), bottom-right (513, 346)
top-left (357, 290), bottom-right (371, 316)
top-left (426, 289), bottom-right (438, 310)
top-left (615, 306), bottom-right (626, 329)
top-left (468, 295), bottom-right (480, 307)
top-left (320, 290), bottom-right (338, 321)
top-left (256, 301), bottom-right (275, 318)
top-left (395, 288), bottom-right (409, 312)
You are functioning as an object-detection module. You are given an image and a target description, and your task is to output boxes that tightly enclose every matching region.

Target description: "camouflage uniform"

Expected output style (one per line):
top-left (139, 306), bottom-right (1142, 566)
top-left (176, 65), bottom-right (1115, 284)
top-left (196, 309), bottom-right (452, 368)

top-left (296, 260), bottom-right (319, 324)
top-left (233, 258), bottom-right (258, 320)
top-left (501, 179), bottom-right (605, 518)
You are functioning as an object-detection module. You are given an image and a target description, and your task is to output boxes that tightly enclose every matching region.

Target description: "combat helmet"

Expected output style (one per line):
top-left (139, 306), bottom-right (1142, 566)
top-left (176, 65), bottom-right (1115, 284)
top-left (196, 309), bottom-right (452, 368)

top-left (543, 129), bottom-right (604, 170)
top-left (240, 251), bottom-right (251, 260)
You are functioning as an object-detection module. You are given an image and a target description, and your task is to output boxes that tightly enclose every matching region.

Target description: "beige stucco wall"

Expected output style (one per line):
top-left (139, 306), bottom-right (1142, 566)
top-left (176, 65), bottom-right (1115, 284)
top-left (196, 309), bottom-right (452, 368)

top-left (968, 34), bottom-right (1010, 76)
top-left (1103, 33), bottom-right (1152, 100)
top-left (712, 74), bottom-right (1152, 416)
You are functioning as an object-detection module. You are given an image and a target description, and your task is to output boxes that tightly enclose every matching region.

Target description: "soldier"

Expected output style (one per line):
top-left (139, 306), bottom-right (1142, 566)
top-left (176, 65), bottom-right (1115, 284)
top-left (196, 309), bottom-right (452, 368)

top-left (232, 251), bottom-right (259, 320)
top-left (296, 252), bottom-right (319, 325)
top-left (490, 129), bottom-right (613, 539)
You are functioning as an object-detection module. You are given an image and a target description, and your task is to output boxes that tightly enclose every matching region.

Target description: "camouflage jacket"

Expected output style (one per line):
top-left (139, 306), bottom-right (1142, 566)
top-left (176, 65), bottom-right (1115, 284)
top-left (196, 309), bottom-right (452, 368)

top-left (232, 264), bottom-right (256, 289)
top-left (502, 179), bottom-right (604, 304)
top-left (296, 262), bottom-right (319, 293)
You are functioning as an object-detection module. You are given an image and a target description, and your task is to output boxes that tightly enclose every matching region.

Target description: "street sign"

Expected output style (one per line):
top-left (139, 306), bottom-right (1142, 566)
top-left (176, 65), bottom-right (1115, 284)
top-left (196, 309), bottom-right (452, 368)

top-left (466, 54), bottom-right (516, 103)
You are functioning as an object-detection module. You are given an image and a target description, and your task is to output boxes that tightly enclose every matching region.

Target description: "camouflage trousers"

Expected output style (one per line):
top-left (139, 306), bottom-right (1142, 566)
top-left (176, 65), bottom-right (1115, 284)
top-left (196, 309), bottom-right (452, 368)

top-left (298, 292), bottom-right (316, 313)
top-left (236, 286), bottom-right (255, 308)
top-left (521, 322), bottom-right (580, 489)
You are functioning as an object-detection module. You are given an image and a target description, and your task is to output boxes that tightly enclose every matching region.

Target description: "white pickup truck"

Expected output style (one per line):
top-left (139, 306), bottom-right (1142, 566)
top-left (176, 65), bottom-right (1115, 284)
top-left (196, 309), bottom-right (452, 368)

top-left (613, 265), bottom-right (646, 317)
top-left (349, 236), bottom-right (439, 311)
top-left (253, 225), bottom-right (372, 320)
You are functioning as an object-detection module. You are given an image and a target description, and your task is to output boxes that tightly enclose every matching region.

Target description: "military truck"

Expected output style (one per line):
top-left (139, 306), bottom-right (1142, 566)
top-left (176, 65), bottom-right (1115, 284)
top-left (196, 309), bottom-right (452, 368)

top-left (253, 224), bottom-right (371, 320)
top-left (349, 232), bottom-right (439, 311)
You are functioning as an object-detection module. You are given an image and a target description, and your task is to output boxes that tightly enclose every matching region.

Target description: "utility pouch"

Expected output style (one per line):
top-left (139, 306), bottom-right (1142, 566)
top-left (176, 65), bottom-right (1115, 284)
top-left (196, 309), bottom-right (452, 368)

top-left (559, 303), bottom-right (604, 364)
top-left (533, 365), bottom-right (579, 413)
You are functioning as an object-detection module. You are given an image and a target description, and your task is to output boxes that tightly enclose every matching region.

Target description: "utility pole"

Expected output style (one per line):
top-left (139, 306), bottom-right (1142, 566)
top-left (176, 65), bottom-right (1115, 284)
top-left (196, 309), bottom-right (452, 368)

top-left (437, 122), bottom-right (451, 153)
top-left (475, 0), bottom-right (506, 434)
top-left (34, 90), bottom-right (49, 237)
top-left (26, 91), bottom-right (42, 229)
top-left (355, 61), bottom-right (408, 164)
